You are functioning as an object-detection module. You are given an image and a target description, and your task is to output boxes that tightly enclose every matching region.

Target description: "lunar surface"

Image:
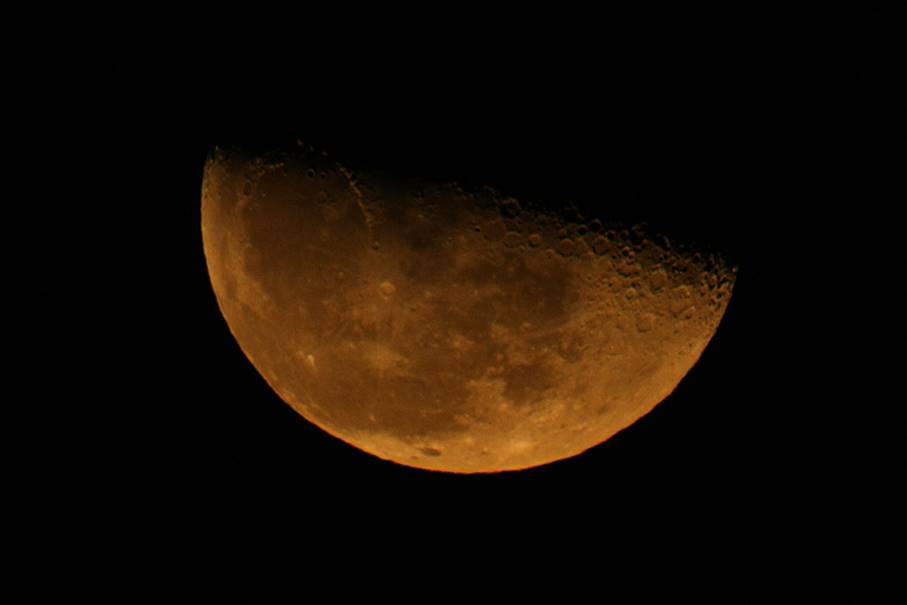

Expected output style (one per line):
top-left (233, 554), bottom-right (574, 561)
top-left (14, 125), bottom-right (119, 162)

top-left (201, 144), bottom-right (736, 473)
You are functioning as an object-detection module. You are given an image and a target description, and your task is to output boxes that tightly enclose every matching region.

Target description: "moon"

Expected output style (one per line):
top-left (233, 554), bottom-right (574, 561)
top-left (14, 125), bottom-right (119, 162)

top-left (201, 144), bottom-right (736, 473)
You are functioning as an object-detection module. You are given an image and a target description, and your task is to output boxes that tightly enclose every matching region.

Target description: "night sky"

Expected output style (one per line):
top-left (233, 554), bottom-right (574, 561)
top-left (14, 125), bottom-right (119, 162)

top-left (31, 6), bottom-right (902, 601)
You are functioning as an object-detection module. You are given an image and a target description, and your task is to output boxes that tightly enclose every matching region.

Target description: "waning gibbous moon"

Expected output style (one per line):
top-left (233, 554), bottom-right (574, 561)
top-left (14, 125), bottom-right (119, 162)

top-left (201, 144), bottom-right (736, 473)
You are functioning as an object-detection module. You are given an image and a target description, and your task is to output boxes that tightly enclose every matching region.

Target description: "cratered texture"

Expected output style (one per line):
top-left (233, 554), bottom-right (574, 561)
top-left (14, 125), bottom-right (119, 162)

top-left (201, 145), bottom-right (736, 472)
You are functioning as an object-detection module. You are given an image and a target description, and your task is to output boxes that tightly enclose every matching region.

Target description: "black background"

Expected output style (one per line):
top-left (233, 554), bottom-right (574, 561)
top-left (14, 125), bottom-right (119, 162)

top-left (29, 5), bottom-right (903, 602)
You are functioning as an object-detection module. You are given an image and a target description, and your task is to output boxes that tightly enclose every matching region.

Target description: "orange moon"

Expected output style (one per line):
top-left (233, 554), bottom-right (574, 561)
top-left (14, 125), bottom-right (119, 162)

top-left (201, 145), bottom-right (736, 473)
